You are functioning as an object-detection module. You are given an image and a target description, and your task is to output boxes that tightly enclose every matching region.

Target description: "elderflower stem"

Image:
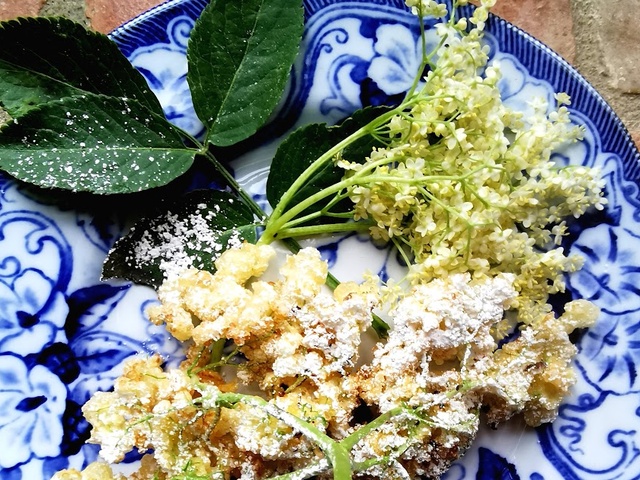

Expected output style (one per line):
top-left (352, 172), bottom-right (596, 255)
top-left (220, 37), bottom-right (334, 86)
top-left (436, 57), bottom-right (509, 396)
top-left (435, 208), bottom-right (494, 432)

top-left (404, 7), bottom-right (429, 98)
top-left (202, 150), bottom-right (266, 220)
top-left (174, 129), bottom-right (265, 222)
top-left (277, 221), bottom-right (373, 239)
top-left (263, 171), bottom-right (474, 243)
top-left (263, 105), bottom-right (409, 235)
top-left (340, 407), bottom-right (406, 450)
top-left (217, 392), bottom-right (353, 480)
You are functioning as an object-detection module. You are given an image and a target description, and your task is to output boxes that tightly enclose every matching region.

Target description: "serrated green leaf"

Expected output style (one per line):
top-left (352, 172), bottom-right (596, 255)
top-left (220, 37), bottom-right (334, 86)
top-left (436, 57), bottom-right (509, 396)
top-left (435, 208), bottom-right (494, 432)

top-left (0, 17), bottom-right (163, 118)
top-left (187, 0), bottom-right (304, 146)
top-left (102, 190), bottom-right (259, 288)
top-left (266, 107), bottom-right (392, 221)
top-left (0, 94), bottom-right (195, 194)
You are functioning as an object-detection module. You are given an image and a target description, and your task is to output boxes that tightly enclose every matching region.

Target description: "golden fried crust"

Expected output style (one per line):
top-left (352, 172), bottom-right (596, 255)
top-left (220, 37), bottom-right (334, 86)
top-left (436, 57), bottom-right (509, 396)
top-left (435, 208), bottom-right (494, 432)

top-left (55, 245), bottom-right (597, 479)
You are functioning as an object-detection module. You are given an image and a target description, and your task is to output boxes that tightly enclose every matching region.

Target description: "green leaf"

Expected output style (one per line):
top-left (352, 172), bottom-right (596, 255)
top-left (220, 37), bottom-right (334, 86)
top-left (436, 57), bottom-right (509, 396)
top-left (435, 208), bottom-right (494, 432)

top-left (187, 0), bottom-right (304, 146)
top-left (0, 17), bottom-right (163, 118)
top-left (266, 107), bottom-right (391, 220)
top-left (0, 94), bottom-right (196, 194)
top-left (102, 190), bottom-right (259, 288)
top-left (267, 123), bottom-right (346, 219)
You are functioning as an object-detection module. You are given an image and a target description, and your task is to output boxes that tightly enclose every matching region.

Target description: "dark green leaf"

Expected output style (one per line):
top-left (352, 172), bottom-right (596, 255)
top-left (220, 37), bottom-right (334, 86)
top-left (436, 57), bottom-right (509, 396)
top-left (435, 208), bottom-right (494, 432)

top-left (0, 17), bottom-right (163, 118)
top-left (187, 0), bottom-right (304, 146)
top-left (267, 122), bottom-right (346, 218)
top-left (102, 190), bottom-right (259, 288)
top-left (266, 106), bottom-right (391, 219)
top-left (0, 94), bottom-right (195, 194)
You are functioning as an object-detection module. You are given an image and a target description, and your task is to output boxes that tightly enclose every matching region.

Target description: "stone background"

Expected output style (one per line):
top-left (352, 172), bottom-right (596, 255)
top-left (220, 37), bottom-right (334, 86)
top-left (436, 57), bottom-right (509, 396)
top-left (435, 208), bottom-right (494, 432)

top-left (1, 0), bottom-right (638, 147)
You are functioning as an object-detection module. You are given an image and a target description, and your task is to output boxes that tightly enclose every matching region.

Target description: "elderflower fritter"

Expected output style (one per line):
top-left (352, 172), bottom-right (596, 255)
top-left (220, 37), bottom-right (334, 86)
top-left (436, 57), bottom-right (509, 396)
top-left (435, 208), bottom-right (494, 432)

top-left (77, 355), bottom-right (222, 477)
top-left (54, 243), bottom-right (597, 480)
top-left (357, 273), bottom-right (517, 413)
top-left (150, 242), bottom-right (379, 431)
top-left (146, 243), bottom-right (277, 343)
top-left (468, 299), bottom-right (599, 426)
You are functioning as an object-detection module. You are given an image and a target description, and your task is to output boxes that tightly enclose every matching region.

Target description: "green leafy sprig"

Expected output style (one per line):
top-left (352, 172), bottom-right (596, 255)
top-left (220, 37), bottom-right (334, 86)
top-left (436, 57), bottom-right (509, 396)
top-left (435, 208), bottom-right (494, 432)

top-left (0, 0), bottom-right (305, 276)
top-left (0, 0), bottom-right (303, 195)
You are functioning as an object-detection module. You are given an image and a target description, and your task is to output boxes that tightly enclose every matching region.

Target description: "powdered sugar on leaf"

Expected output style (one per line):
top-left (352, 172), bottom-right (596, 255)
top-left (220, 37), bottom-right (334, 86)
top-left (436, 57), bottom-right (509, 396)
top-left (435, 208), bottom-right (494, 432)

top-left (102, 189), bottom-right (259, 288)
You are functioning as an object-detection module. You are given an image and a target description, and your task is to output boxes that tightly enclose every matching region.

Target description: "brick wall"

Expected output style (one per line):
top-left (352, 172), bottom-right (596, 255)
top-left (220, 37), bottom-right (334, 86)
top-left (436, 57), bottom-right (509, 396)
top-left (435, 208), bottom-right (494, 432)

top-left (1, 0), bottom-right (638, 147)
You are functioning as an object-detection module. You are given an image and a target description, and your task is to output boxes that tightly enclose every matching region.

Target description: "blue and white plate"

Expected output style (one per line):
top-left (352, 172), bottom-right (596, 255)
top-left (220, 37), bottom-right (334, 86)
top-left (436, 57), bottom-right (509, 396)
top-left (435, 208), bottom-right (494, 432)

top-left (2, 0), bottom-right (639, 478)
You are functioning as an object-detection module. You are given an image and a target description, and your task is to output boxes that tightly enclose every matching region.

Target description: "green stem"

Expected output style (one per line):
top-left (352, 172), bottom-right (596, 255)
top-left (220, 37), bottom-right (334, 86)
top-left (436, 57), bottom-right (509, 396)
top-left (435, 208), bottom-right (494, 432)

top-left (277, 221), bottom-right (373, 239)
top-left (176, 127), bottom-right (266, 221)
top-left (264, 105), bottom-right (408, 235)
top-left (391, 237), bottom-right (414, 267)
top-left (324, 211), bottom-right (357, 219)
top-left (272, 154), bottom-right (401, 232)
top-left (217, 393), bottom-right (353, 480)
top-left (341, 407), bottom-right (405, 450)
top-left (405, 6), bottom-right (428, 99)
top-left (192, 341), bottom-right (240, 374)
top-left (277, 210), bottom-right (325, 230)
top-left (262, 171), bottom-right (472, 244)
top-left (202, 150), bottom-right (266, 220)
top-left (209, 338), bottom-right (226, 368)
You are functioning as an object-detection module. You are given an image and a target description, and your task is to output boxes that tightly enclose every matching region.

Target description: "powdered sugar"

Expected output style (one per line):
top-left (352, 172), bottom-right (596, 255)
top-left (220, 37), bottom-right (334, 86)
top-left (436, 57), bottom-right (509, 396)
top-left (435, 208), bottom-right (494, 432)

top-left (129, 200), bottom-right (246, 281)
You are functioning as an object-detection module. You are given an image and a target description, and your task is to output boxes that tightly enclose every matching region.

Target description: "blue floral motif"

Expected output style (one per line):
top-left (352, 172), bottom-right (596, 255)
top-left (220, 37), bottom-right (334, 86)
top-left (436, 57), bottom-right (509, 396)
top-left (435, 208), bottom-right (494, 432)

top-left (128, 16), bottom-right (204, 138)
top-left (0, 211), bottom-right (72, 356)
top-left (367, 23), bottom-right (422, 95)
top-left (0, 271), bottom-right (69, 356)
top-left (577, 311), bottom-right (640, 393)
top-left (312, 231), bottom-right (406, 284)
top-left (0, 354), bottom-right (67, 469)
top-left (0, 278), bottom-right (180, 477)
top-left (0, 201), bottom-right (181, 477)
top-left (569, 224), bottom-right (640, 313)
top-left (538, 390), bottom-right (640, 479)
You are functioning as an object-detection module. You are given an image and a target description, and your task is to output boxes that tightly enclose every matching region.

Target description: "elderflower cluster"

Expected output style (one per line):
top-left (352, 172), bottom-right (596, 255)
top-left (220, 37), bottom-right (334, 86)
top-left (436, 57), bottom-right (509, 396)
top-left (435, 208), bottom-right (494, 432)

top-left (148, 243), bottom-right (378, 405)
top-left (338, 0), bottom-right (606, 324)
top-left (404, 0), bottom-right (448, 18)
top-left (53, 243), bottom-right (598, 480)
